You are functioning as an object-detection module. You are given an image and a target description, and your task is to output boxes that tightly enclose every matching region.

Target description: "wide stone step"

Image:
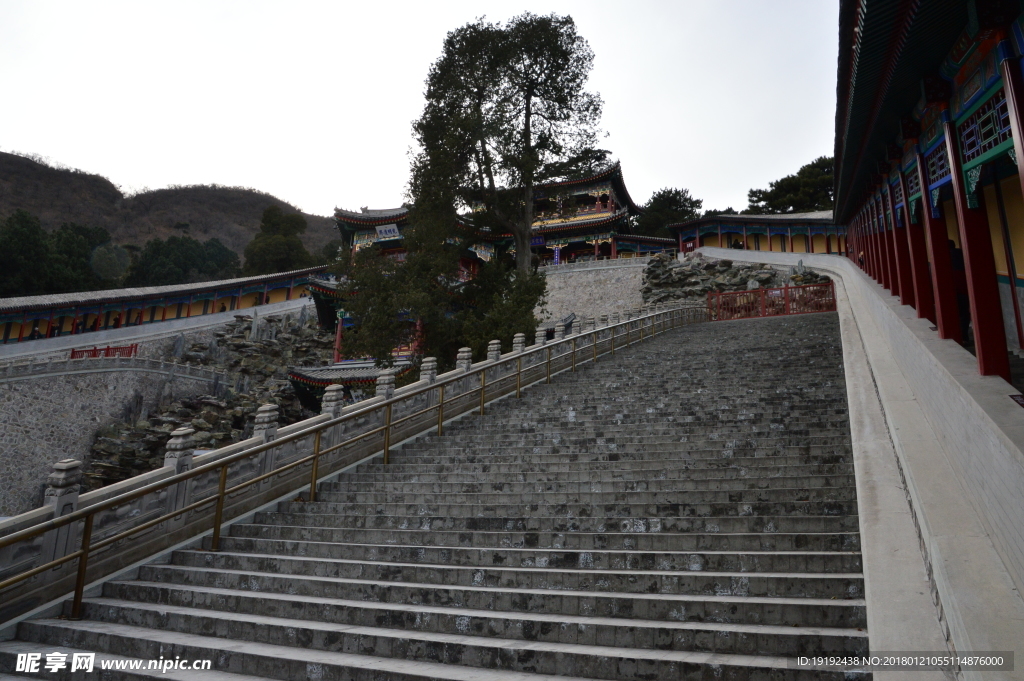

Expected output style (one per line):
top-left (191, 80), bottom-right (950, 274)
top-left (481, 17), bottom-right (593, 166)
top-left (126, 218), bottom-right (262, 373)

top-left (141, 560), bottom-right (867, 621)
top-left (352, 458), bottom-right (855, 476)
top-left (392, 444), bottom-right (853, 460)
top-left (84, 592), bottom-right (869, 657)
top-left (238, 522), bottom-right (862, 551)
top-left (319, 473), bottom-right (858, 493)
top-left (254, 512), bottom-right (862, 534)
top-left (311, 486), bottom-right (858, 507)
top-left (278, 499), bottom-right (859, 518)
top-left (211, 535), bottom-right (863, 573)
top-left (438, 421), bottom-right (849, 436)
top-left (339, 461), bottom-right (855, 481)
top-left (10, 617), bottom-right (867, 681)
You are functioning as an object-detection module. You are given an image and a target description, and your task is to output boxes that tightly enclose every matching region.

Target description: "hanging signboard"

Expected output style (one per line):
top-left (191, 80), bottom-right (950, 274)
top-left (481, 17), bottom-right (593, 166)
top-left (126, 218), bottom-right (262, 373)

top-left (375, 224), bottom-right (401, 240)
top-left (470, 243), bottom-right (494, 261)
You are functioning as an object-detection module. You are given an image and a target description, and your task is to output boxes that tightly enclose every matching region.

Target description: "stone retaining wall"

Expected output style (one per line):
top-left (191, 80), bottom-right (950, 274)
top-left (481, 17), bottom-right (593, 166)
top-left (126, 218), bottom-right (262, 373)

top-left (538, 260), bottom-right (647, 322)
top-left (0, 366), bottom-right (216, 517)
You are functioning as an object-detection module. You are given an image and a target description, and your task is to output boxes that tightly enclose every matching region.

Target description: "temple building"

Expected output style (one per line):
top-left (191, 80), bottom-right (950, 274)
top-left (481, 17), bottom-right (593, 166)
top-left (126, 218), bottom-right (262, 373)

top-left (836, 0), bottom-right (1024, 382)
top-left (668, 210), bottom-right (845, 255)
top-left (331, 163), bottom-right (668, 269)
top-left (526, 163), bottom-right (670, 263)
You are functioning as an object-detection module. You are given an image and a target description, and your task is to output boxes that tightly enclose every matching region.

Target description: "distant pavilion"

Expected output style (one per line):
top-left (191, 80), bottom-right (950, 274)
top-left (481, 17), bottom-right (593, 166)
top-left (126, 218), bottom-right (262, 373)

top-left (668, 210), bottom-right (846, 255)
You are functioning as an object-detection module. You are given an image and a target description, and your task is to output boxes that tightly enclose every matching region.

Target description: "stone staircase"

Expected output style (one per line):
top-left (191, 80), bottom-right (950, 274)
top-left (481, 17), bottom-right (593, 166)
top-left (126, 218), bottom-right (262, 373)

top-left (0, 312), bottom-right (868, 680)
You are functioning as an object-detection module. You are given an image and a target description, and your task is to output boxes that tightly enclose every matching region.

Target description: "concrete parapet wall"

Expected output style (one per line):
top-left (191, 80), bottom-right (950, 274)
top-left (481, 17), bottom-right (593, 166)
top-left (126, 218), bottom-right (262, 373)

top-left (539, 259), bottom-right (647, 322)
top-left (699, 246), bottom-right (1024, 676)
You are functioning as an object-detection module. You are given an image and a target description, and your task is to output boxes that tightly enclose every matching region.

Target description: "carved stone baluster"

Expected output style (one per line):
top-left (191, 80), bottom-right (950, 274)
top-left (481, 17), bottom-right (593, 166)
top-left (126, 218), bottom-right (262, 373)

top-left (456, 348), bottom-right (473, 372)
top-left (164, 428), bottom-right (195, 518)
top-left (487, 340), bottom-right (501, 362)
top-left (420, 357), bottom-right (438, 383)
top-left (376, 368), bottom-right (396, 398)
top-left (254, 404), bottom-right (280, 488)
top-left (40, 459), bottom-right (82, 568)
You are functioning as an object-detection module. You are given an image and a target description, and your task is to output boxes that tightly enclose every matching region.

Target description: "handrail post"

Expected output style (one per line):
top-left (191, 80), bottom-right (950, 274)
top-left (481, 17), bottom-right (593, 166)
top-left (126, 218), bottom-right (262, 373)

top-left (571, 337), bottom-right (577, 372)
top-left (210, 464), bottom-right (229, 551)
top-left (611, 325), bottom-right (615, 355)
top-left (592, 330), bottom-right (598, 363)
top-left (516, 356), bottom-right (522, 399)
top-left (308, 430), bottom-right (322, 502)
top-left (437, 384), bottom-right (445, 436)
top-left (69, 513), bottom-right (94, 620)
top-left (382, 403), bottom-right (393, 464)
top-left (546, 346), bottom-right (552, 383)
top-left (479, 370), bottom-right (486, 416)
top-left (626, 322), bottom-right (630, 347)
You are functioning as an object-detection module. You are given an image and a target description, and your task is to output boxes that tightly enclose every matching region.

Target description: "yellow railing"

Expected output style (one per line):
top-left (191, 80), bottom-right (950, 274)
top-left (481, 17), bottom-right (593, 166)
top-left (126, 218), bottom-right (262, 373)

top-left (0, 304), bottom-right (707, 622)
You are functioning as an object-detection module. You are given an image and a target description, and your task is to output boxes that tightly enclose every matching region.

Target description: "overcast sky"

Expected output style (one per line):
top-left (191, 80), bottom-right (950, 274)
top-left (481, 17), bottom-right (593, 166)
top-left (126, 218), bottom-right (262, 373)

top-left (0, 1), bottom-right (838, 217)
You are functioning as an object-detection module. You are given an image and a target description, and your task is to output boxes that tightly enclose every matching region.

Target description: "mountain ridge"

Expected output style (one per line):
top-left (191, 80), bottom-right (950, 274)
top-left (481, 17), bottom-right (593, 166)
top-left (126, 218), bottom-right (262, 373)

top-left (0, 151), bottom-right (338, 257)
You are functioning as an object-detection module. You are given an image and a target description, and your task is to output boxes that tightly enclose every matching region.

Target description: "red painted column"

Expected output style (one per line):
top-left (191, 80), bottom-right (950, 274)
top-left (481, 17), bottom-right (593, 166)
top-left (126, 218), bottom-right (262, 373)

top-left (878, 191), bottom-right (896, 295)
top-left (333, 315), bottom-right (344, 364)
top-left (885, 182), bottom-right (914, 306)
top-left (787, 229), bottom-right (794, 254)
top-left (861, 211), bottom-right (874, 277)
top-left (898, 167), bottom-right (935, 320)
top-left (874, 194), bottom-right (893, 291)
top-left (944, 120), bottom-right (1010, 380)
top-left (880, 191), bottom-right (899, 294)
top-left (866, 209), bottom-right (880, 279)
top-left (874, 207), bottom-right (887, 285)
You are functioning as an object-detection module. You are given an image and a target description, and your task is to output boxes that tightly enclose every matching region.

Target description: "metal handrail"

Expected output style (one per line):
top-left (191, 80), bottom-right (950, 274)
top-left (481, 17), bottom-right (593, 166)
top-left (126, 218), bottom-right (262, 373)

top-left (0, 304), bottom-right (704, 619)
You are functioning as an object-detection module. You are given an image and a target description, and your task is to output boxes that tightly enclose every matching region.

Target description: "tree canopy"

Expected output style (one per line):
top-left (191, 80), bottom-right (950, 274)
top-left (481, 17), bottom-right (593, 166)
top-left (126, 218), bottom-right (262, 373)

top-left (124, 235), bottom-right (240, 287)
top-left (744, 156), bottom-right (834, 214)
top-left (411, 12), bottom-right (606, 272)
top-left (633, 188), bottom-right (703, 238)
top-left (337, 215), bottom-right (544, 372)
top-left (243, 205), bottom-right (314, 275)
top-left (0, 210), bottom-right (130, 296)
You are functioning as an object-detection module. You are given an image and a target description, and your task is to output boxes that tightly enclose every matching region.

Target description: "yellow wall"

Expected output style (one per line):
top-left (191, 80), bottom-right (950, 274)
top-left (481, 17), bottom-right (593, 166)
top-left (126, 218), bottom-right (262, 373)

top-left (982, 175), bottom-right (1024, 279)
top-left (812, 234), bottom-right (827, 253)
top-left (943, 199), bottom-right (961, 248)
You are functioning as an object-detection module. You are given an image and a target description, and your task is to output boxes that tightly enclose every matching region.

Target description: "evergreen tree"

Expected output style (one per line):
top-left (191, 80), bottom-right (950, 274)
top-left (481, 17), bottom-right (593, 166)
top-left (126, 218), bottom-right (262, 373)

top-left (243, 205), bottom-right (314, 275)
top-left (124, 235), bottom-right (240, 286)
top-left (0, 210), bottom-right (51, 297)
top-left (745, 156), bottom-right (834, 214)
top-left (634, 188), bottom-right (703, 238)
top-left (412, 13), bottom-right (606, 273)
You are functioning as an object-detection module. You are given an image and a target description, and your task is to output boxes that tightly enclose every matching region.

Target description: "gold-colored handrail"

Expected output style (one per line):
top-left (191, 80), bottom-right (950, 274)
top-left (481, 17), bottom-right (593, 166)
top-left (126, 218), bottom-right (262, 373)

top-left (0, 304), bottom-right (704, 620)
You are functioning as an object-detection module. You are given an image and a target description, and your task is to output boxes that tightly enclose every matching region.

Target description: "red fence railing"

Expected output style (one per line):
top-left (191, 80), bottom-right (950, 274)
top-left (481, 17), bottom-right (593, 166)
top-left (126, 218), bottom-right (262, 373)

top-left (707, 282), bottom-right (836, 321)
top-left (69, 343), bottom-right (139, 359)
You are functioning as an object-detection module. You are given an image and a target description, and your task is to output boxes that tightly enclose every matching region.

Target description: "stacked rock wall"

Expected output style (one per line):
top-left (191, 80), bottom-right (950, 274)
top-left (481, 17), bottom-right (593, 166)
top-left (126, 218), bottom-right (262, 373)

top-left (641, 252), bottom-right (830, 304)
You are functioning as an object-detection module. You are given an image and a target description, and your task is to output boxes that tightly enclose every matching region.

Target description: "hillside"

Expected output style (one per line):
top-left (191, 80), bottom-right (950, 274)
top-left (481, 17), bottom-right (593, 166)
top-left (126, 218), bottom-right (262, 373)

top-left (0, 151), bottom-right (338, 257)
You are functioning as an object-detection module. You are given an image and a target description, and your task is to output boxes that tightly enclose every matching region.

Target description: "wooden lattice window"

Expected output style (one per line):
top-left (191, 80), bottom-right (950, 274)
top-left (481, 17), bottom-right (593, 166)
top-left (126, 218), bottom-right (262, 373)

top-left (906, 165), bottom-right (921, 196)
top-left (959, 88), bottom-right (1011, 164)
top-left (925, 143), bottom-right (951, 185)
